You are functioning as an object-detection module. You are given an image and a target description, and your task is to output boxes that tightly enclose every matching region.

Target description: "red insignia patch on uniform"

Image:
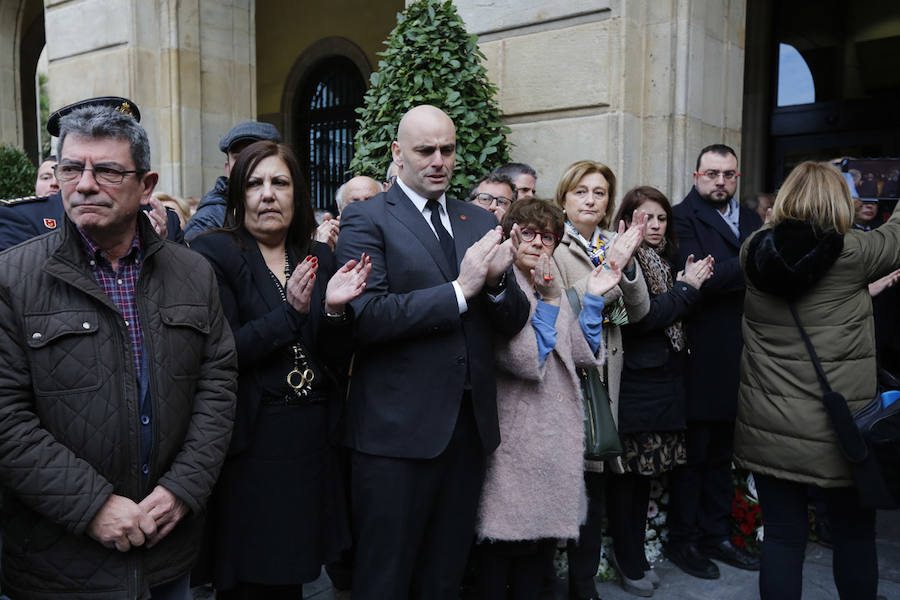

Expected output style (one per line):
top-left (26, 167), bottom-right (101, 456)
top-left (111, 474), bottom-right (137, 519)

top-left (460, 214), bottom-right (467, 220)
top-left (43, 218), bottom-right (57, 229)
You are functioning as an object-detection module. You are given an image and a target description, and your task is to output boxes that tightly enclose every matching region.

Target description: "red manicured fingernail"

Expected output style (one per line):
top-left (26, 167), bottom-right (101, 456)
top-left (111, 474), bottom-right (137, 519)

top-left (544, 275), bottom-right (552, 281)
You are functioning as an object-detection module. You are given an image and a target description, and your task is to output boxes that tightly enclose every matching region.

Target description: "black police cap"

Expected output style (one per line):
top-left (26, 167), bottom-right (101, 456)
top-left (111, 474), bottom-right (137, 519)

top-left (47, 96), bottom-right (141, 137)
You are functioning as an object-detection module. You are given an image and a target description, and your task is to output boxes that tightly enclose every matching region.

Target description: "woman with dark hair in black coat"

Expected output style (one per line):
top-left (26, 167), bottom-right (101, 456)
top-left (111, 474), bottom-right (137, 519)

top-left (191, 141), bottom-right (371, 599)
top-left (605, 186), bottom-right (713, 597)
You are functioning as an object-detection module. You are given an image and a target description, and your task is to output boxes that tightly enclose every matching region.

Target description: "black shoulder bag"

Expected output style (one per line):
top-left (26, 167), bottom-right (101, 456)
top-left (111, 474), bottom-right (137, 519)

top-left (789, 303), bottom-right (900, 510)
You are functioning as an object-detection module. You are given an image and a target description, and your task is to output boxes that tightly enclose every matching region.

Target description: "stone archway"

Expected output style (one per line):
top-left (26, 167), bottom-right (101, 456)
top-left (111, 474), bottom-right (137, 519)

top-left (0, 0), bottom-right (45, 161)
top-left (280, 36), bottom-right (371, 150)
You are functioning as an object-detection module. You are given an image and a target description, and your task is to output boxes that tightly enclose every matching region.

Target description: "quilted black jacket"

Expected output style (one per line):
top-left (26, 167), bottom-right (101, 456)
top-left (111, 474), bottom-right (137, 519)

top-left (0, 214), bottom-right (238, 599)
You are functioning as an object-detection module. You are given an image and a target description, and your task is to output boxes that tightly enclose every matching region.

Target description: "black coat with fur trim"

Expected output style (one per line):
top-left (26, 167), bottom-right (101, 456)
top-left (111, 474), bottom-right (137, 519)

top-left (735, 205), bottom-right (900, 486)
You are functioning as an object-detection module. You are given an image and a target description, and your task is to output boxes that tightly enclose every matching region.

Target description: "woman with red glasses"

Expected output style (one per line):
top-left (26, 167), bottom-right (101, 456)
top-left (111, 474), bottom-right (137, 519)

top-left (472, 197), bottom-right (622, 600)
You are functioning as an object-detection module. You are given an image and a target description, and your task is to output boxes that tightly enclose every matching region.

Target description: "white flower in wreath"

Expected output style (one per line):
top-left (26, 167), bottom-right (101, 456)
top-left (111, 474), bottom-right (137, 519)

top-left (647, 499), bottom-right (659, 519)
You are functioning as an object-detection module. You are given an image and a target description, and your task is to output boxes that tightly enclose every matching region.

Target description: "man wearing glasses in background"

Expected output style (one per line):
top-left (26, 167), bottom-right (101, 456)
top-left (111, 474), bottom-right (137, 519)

top-left (665, 144), bottom-right (762, 579)
top-left (467, 171), bottom-right (517, 222)
top-left (0, 97), bottom-right (237, 599)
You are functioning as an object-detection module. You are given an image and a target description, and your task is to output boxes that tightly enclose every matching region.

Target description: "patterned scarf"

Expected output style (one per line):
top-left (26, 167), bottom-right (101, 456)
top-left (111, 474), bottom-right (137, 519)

top-left (565, 221), bottom-right (628, 325)
top-left (634, 238), bottom-right (685, 351)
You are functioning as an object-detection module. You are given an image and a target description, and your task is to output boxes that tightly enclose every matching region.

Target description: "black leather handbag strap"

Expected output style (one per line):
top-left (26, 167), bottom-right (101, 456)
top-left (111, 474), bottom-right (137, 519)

top-left (788, 302), bottom-right (869, 463)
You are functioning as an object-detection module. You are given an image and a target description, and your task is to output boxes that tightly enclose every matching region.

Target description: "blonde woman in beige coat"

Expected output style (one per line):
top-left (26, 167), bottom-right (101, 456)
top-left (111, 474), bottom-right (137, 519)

top-left (552, 160), bottom-right (650, 600)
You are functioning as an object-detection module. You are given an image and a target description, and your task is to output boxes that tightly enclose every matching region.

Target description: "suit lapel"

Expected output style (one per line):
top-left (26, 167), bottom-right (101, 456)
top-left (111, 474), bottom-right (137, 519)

top-left (446, 199), bottom-right (481, 273)
top-left (386, 186), bottom-right (456, 280)
top-left (692, 192), bottom-right (741, 250)
top-left (239, 229), bottom-right (284, 312)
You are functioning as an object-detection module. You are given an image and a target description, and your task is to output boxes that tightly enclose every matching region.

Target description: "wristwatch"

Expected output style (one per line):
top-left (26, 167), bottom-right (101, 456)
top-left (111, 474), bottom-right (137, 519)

top-left (485, 271), bottom-right (507, 295)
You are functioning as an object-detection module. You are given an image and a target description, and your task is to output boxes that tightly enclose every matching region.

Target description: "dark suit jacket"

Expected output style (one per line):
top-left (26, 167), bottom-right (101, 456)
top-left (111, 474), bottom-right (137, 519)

top-left (189, 229), bottom-right (352, 454)
top-left (335, 185), bottom-right (529, 459)
top-left (673, 187), bottom-right (762, 421)
top-left (0, 192), bottom-right (184, 251)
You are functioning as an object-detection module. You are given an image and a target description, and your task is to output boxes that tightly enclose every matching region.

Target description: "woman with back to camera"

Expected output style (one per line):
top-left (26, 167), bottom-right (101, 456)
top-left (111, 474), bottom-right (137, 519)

top-left (474, 197), bottom-right (622, 600)
top-left (551, 160), bottom-right (649, 600)
top-left (736, 160), bottom-right (900, 600)
top-left (606, 186), bottom-right (713, 596)
top-left (190, 140), bottom-right (371, 599)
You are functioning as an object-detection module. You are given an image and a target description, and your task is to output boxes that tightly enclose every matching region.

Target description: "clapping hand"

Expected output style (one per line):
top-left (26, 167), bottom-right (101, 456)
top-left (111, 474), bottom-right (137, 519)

top-left (676, 254), bottom-right (714, 289)
top-left (315, 214), bottom-right (340, 252)
top-left (606, 211), bottom-right (648, 270)
top-left (286, 255), bottom-right (318, 313)
top-left (457, 226), bottom-right (505, 299)
top-left (147, 197), bottom-right (168, 239)
top-left (531, 253), bottom-right (561, 303)
top-left (869, 268), bottom-right (900, 297)
top-left (486, 223), bottom-right (521, 287)
top-left (325, 253), bottom-right (372, 314)
top-left (586, 259), bottom-right (622, 297)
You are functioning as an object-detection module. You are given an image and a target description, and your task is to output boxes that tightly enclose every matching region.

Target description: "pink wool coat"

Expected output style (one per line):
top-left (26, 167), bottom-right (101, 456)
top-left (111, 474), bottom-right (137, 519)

top-left (476, 266), bottom-right (603, 542)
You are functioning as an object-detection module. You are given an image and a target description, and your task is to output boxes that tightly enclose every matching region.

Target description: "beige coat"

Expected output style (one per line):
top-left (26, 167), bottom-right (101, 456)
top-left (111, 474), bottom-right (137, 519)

top-left (553, 229), bottom-right (651, 471)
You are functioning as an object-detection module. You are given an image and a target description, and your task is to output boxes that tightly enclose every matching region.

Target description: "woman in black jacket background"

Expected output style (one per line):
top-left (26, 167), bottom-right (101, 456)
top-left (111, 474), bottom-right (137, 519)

top-left (605, 187), bottom-right (713, 597)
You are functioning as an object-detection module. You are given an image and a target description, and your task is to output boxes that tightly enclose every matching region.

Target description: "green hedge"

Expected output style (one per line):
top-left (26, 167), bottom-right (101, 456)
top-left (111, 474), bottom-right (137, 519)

top-left (349, 0), bottom-right (510, 199)
top-left (0, 145), bottom-right (37, 199)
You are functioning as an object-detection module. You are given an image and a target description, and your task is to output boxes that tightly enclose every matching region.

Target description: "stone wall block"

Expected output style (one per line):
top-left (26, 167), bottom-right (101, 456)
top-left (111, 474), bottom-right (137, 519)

top-left (45, 0), bottom-right (131, 61)
top-left (725, 42), bottom-right (744, 130)
top-left (697, 0), bottom-right (727, 43)
top-left (455, 0), bottom-right (612, 36)
top-left (47, 47), bottom-right (132, 108)
top-left (500, 22), bottom-right (611, 116)
top-left (639, 115), bottom-right (677, 196)
top-left (507, 114), bottom-right (615, 196)
top-left (700, 36), bottom-right (725, 128)
top-left (644, 21), bottom-right (675, 117)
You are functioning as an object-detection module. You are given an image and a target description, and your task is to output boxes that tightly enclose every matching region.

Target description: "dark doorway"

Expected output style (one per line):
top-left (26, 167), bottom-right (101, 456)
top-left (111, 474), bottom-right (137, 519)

top-left (293, 55), bottom-right (366, 214)
top-left (766, 0), bottom-right (900, 188)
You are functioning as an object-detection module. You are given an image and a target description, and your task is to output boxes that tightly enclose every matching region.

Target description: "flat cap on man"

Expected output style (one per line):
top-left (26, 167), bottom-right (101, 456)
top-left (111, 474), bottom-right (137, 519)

top-left (47, 96), bottom-right (140, 137)
top-left (218, 121), bottom-right (282, 153)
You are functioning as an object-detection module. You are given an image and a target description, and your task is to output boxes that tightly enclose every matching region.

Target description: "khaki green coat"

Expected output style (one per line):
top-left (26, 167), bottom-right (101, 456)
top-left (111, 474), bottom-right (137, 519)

top-left (735, 206), bottom-right (900, 487)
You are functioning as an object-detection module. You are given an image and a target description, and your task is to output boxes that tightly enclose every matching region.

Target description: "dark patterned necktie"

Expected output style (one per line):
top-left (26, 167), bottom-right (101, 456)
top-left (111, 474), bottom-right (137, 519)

top-left (426, 199), bottom-right (457, 276)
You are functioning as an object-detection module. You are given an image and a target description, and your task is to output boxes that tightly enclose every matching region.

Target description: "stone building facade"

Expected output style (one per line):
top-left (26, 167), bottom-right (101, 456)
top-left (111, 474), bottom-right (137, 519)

top-left (2, 0), bottom-right (898, 208)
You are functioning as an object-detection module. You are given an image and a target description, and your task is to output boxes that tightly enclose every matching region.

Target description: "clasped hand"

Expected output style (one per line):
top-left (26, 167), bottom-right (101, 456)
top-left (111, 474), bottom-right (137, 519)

top-left (456, 225), bottom-right (521, 299)
top-left (86, 486), bottom-right (186, 552)
top-left (676, 254), bottom-right (715, 289)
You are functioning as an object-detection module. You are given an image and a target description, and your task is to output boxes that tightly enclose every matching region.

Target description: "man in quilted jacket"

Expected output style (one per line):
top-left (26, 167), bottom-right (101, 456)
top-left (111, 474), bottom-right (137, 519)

top-left (0, 97), bottom-right (238, 600)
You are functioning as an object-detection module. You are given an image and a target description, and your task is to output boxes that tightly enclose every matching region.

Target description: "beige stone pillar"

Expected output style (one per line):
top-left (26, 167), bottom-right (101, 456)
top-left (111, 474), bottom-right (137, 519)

top-left (457, 0), bottom-right (746, 205)
top-left (0, 0), bottom-right (25, 148)
top-left (43, 0), bottom-right (256, 198)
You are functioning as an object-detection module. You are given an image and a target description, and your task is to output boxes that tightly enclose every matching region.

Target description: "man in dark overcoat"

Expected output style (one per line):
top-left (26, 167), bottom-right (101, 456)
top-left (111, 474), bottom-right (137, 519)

top-left (666, 144), bottom-right (762, 578)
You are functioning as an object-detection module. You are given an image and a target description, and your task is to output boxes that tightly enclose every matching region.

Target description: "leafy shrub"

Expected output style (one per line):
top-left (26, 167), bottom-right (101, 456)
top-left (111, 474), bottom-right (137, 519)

top-left (349, 0), bottom-right (510, 199)
top-left (0, 145), bottom-right (37, 199)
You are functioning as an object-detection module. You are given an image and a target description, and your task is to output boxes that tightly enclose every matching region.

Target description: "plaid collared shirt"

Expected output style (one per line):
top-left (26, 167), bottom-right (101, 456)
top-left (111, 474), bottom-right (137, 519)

top-left (79, 229), bottom-right (144, 381)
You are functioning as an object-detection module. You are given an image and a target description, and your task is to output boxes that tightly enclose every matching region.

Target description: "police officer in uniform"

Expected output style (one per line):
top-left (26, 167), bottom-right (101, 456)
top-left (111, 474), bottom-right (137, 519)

top-left (0, 96), bottom-right (183, 251)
